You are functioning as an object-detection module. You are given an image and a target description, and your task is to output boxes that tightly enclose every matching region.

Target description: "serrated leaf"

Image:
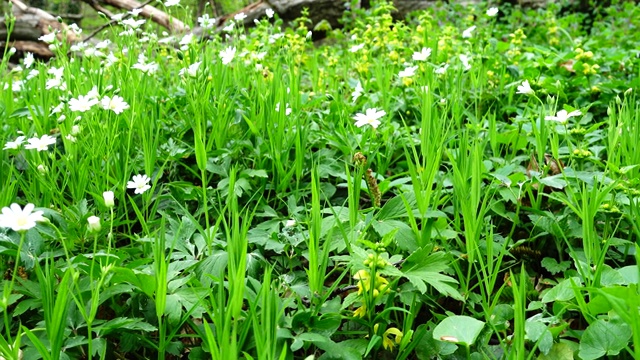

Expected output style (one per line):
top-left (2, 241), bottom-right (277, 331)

top-left (401, 249), bottom-right (462, 300)
top-left (541, 257), bottom-right (570, 275)
top-left (96, 317), bottom-right (157, 335)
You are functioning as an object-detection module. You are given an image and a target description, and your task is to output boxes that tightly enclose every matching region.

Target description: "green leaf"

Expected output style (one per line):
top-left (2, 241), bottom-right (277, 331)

top-left (538, 175), bottom-right (567, 189)
top-left (241, 169), bottom-right (268, 178)
top-left (401, 249), bottom-right (462, 300)
top-left (541, 257), bottom-right (571, 275)
top-left (538, 342), bottom-right (576, 360)
top-left (432, 315), bottom-right (485, 347)
top-left (96, 317), bottom-right (157, 335)
top-left (578, 319), bottom-right (631, 360)
top-left (541, 277), bottom-right (582, 303)
top-left (377, 193), bottom-right (416, 220)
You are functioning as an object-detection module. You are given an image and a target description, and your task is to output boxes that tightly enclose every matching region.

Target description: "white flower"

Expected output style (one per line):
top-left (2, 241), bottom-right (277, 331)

top-left (0, 203), bottom-right (45, 232)
top-left (462, 25), bottom-right (476, 39)
top-left (179, 33), bottom-right (194, 46)
top-left (129, 8), bottom-right (143, 16)
top-left (284, 219), bottom-right (296, 227)
top-left (48, 66), bottom-right (64, 79)
top-left (122, 18), bottom-right (145, 29)
top-left (223, 23), bottom-right (235, 32)
top-left (412, 47), bottom-right (432, 61)
top-left (95, 40), bottom-right (111, 49)
top-left (198, 14), bottom-right (216, 29)
top-left (398, 66), bottom-right (418, 78)
top-left (275, 103), bottom-right (292, 116)
top-left (459, 54), bottom-right (472, 70)
top-left (234, 12), bottom-right (247, 22)
top-left (38, 33), bottom-right (56, 43)
top-left (349, 43), bottom-right (365, 53)
top-left (487, 7), bottom-right (499, 17)
top-left (10, 80), bottom-right (24, 92)
top-left (164, 0), bottom-right (180, 6)
top-left (516, 80), bottom-right (535, 95)
top-left (219, 46), bottom-right (236, 65)
top-left (132, 54), bottom-right (159, 74)
top-left (180, 61), bottom-right (201, 77)
top-left (37, 164), bottom-right (47, 173)
top-left (26, 69), bottom-right (39, 80)
top-left (86, 86), bottom-right (100, 101)
top-left (265, 8), bottom-right (274, 18)
top-left (306, 31), bottom-right (312, 39)
top-left (101, 95), bottom-right (130, 114)
top-left (25, 134), bottom-right (56, 151)
top-left (87, 216), bottom-right (101, 232)
top-left (353, 108), bottom-right (386, 129)
top-left (68, 95), bottom-right (99, 112)
top-left (3, 136), bottom-right (25, 150)
top-left (111, 13), bottom-right (125, 21)
top-left (352, 81), bottom-right (364, 102)
top-left (435, 63), bottom-right (449, 75)
top-left (103, 191), bottom-right (115, 208)
top-left (23, 52), bottom-right (34, 68)
top-left (545, 109), bottom-right (582, 124)
top-left (68, 23), bottom-right (82, 35)
top-left (127, 174), bottom-right (152, 194)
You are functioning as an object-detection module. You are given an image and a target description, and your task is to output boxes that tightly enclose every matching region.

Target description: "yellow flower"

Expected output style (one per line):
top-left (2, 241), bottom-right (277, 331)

top-left (382, 327), bottom-right (403, 351)
top-left (354, 304), bottom-right (367, 318)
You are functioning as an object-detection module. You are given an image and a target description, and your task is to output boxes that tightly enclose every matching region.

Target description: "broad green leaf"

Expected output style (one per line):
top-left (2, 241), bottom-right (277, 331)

top-left (377, 192), bottom-right (416, 220)
top-left (538, 175), bottom-right (567, 189)
top-left (541, 277), bottom-right (582, 303)
top-left (617, 266), bottom-right (639, 285)
top-left (433, 315), bottom-right (485, 347)
top-left (578, 319), bottom-right (631, 360)
top-left (525, 320), bottom-right (553, 355)
top-left (538, 342), bottom-right (575, 360)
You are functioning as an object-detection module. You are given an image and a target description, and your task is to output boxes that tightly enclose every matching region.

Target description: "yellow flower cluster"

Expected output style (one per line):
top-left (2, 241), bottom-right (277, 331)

top-left (575, 48), bottom-right (594, 60)
top-left (354, 268), bottom-right (389, 298)
top-left (582, 63), bottom-right (600, 75)
top-left (572, 148), bottom-right (592, 157)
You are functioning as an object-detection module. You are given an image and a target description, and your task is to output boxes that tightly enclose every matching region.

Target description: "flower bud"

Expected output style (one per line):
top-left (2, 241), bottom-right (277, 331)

top-left (87, 216), bottom-right (101, 232)
top-left (103, 191), bottom-right (115, 208)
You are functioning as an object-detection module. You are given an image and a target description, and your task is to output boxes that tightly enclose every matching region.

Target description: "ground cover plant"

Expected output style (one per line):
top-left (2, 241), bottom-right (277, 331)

top-left (1, 0), bottom-right (640, 359)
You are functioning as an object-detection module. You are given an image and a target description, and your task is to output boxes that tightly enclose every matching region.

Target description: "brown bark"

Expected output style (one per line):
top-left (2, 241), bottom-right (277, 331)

top-left (4, 0), bottom-right (78, 42)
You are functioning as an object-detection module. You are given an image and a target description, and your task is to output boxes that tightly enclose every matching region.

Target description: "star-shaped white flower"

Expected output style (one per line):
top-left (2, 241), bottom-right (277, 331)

top-left (412, 47), bottom-right (432, 61)
top-left (398, 66), bottom-right (418, 78)
top-left (101, 95), bottom-right (130, 114)
top-left (25, 134), bottom-right (56, 151)
top-left (219, 46), bottom-right (236, 65)
top-left (353, 108), bottom-right (386, 129)
top-left (516, 80), bottom-right (535, 95)
top-left (545, 109), bottom-right (582, 124)
top-left (0, 203), bottom-right (45, 232)
top-left (127, 174), bottom-right (152, 194)
top-left (487, 7), bottom-right (499, 17)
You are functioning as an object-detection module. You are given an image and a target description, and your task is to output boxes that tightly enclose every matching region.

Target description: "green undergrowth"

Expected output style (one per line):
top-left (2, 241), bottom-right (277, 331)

top-left (0, 0), bottom-right (639, 359)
